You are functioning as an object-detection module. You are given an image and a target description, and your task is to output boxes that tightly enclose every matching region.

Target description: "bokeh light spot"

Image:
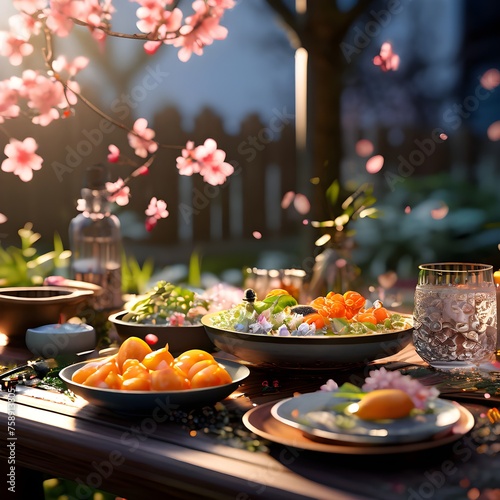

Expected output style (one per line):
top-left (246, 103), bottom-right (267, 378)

top-left (487, 121), bottom-right (500, 141)
top-left (366, 154), bottom-right (384, 174)
top-left (355, 139), bottom-right (374, 157)
top-left (480, 68), bottom-right (500, 90)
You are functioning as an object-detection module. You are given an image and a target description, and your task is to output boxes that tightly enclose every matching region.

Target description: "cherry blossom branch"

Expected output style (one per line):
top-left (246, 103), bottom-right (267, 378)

top-left (0, 0), bottom-right (236, 231)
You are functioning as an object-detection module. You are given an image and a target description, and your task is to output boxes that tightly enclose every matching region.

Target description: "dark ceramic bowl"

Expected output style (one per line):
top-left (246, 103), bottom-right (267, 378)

top-left (59, 357), bottom-right (250, 414)
top-left (108, 310), bottom-right (215, 356)
top-left (0, 286), bottom-right (94, 347)
top-left (201, 311), bottom-right (413, 369)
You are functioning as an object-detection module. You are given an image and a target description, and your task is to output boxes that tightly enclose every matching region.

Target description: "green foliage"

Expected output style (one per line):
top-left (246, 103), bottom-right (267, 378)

top-left (315, 181), bottom-right (380, 246)
top-left (0, 223), bottom-right (70, 286)
top-left (352, 172), bottom-right (500, 281)
top-left (188, 249), bottom-right (202, 287)
top-left (121, 253), bottom-right (154, 294)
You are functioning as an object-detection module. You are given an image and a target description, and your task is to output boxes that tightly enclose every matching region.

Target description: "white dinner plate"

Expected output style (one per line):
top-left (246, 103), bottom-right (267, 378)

top-left (271, 390), bottom-right (462, 445)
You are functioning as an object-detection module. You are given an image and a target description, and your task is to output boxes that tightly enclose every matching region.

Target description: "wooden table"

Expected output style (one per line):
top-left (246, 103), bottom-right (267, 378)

top-left (1, 344), bottom-right (500, 500)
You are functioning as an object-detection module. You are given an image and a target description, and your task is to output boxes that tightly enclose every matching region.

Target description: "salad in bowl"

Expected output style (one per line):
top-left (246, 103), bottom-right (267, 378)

top-left (209, 288), bottom-right (411, 337)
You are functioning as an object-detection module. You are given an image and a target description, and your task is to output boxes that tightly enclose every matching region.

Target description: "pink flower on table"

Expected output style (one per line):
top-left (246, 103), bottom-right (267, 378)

top-left (106, 178), bottom-right (130, 206)
top-left (127, 118), bottom-right (158, 158)
top-left (0, 32), bottom-right (33, 66)
top-left (373, 42), bottom-right (400, 72)
top-left (144, 196), bottom-right (169, 231)
top-left (107, 144), bottom-right (120, 163)
top-left (320, 379), bottom-right (339, 392)
top-left (362, 367), bottom-right (439, 410)
top-left (0, 80), bottom-right (20, 123)
top-left (1, 137), bottom-right (43, 182)
top-left (169, 312), bottom-right (185, 326)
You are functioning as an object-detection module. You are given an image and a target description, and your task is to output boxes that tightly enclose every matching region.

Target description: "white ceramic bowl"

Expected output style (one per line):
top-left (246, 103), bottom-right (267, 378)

top-left (25, 323), bottom-right (96, 358)
top-left (59, 358), bottom-right (250, 414)
top-left (201, 311), bottom-right (413, 369)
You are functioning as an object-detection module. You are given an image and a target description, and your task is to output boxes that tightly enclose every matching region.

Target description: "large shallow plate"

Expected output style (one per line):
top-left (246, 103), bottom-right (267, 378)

top-left (243, 400), bottom-right (473, 455)
top-left (59, 358), bottom-right (250, 415)
top-left (271, 391), bottom-right (461, 445)
top-left (201, 311), bottom-right (413, 369)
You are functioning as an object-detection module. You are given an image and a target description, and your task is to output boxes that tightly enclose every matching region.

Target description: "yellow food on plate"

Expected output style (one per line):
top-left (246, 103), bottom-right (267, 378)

top-left (354, 389), bottom-right (415, 420)
top-left (71, 337), bottom-right (232, 392)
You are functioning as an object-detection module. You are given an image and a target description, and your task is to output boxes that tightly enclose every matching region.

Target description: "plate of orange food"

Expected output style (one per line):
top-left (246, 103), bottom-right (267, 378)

top-left (59, 336), bottom-right (250, 414)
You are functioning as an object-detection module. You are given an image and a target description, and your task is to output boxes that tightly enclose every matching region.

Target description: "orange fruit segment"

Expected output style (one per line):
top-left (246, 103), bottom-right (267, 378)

top-left (355, 389), bottom-right (415, 420)
top-left (150, 366), bottom-right (190, 391)
top-left (174, 349), bottom-right (215, 376)
top-left (142, 347), bottom-right (175, 371)
top-left (122, 376), bottom-right (152, 391)
top-left (190, 364), bottom-right (232, 389)
top-left (82, 361), bottom-right (119, 388)
top-left (116, 336), bottom-right (152, 371)
top-left (187, 359), bottom-right (217, 380)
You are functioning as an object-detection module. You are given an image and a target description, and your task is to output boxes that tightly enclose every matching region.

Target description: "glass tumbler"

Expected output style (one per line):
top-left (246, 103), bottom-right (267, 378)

top-left (413, 262), bottom-right (497, 369)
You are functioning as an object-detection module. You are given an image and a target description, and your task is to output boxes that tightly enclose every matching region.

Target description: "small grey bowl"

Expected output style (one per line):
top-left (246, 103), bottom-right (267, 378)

top-left (25, 323), bottom-right (96, 359)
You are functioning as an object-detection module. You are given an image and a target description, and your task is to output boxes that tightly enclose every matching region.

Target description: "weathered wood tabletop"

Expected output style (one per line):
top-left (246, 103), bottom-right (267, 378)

top-left (1, 343), bottom-right (499, 500)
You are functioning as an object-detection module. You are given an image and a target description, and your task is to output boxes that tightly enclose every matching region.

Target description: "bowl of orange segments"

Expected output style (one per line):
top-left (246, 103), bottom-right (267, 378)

top-left (59, 336), bottom-right (250, 414)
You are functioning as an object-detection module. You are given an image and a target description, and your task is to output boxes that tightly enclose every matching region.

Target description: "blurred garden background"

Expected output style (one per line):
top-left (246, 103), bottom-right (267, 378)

top-left (1, 0), bottom-right (500, 295)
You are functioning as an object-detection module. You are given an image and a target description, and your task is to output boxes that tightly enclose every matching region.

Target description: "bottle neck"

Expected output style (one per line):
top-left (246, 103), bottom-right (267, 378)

top-left (81, 188), bottom-right (111, 217)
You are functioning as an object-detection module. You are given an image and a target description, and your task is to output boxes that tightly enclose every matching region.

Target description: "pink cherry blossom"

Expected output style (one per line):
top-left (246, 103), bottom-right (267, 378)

top-left (176, 139), bottom-right (233, 184)
top-left (0, 80), bottom-right (20, 123)
top-left (106, 178), bottom-right (130, 206)
top-left (195, 138), bottom-right (233, 185)
top-left (127, 118), bottom-right (158, 158)
top-left (1, 137), bottom-right (43, 182)
top-left (145, 196), bottom-right (169, 219)
top-left (107, 144), bottom-right (120, 163)
top-left (45, 0), bottom-right (83, 37)
top-left (373, 42), bottom-right (400, 72)
top-left (26, 75), bottom-right (66, 126)
top-left (0, 32), bottom-right (34, 66)
top-left (9, 13), bottom-right (42, 39)
top-left (144, 196), bottom-right (169, 231)
top-left (52, 55), bottom-right (89, 77)
top-left (174, 1), bottom-right (228, 61)
top-left (13, 0), bottom-right (46, 14)
top-left (176, 140), bottom-right (200, 176)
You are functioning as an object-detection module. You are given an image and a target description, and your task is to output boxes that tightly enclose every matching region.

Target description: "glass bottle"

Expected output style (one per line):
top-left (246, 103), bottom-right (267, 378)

top-left (69, 165), bottom-right (123, 311)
